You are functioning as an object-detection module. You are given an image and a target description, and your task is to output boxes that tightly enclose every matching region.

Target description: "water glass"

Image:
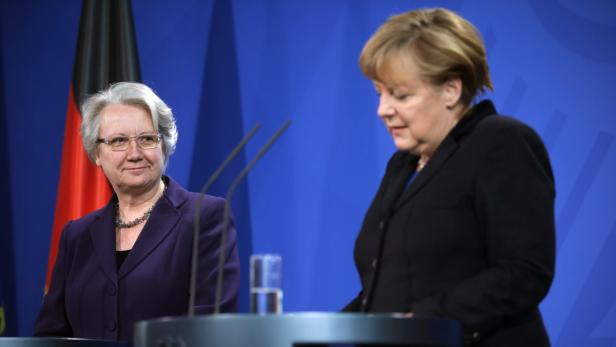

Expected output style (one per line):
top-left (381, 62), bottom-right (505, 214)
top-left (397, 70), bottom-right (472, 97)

top-left (250, 254), bottom-right (283, 314)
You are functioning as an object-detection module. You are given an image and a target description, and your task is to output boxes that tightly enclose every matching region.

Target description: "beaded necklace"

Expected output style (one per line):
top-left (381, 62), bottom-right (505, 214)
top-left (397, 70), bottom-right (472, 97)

top-left (115, 182), bottom-right (165, 229)
top-left (115, 203), bottom-right (155, 228)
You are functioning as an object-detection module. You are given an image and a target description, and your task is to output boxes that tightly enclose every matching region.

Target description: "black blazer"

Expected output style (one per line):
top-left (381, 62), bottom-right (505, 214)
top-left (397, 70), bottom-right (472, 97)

top-left (344, 101), bottom-right (555, 347)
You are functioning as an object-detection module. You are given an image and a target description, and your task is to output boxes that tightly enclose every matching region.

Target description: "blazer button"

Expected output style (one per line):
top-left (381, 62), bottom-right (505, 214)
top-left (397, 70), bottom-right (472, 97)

top-left (371, 259), bottom-right (378, 269)
top-left (472, 331), bottom-right (480, 340)
top-left (379, 221), bottom-right (385, 230)
top-left (107, 319), bottom-right (117, 332)
top-left (361, 298), bottom-right (368, 306)
top-left (107, 283), bottom-right (117, 296)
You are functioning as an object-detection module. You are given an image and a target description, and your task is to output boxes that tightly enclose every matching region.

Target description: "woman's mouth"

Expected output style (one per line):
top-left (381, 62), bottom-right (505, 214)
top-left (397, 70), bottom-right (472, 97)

top-left (390, 125), bottom-right (407, 136)
top-left (124, 166), bottom-right (147, 174)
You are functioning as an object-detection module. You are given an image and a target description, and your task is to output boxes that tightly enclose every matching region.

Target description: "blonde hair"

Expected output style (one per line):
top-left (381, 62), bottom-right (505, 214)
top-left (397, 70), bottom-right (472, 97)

top-left (359, 8), bottom-right (493, 107)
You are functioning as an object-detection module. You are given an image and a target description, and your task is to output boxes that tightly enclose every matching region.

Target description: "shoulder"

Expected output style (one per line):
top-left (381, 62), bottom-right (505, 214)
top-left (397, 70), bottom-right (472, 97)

top-left (454, 100), bottom-right (544, 150)
top-left (60, 204), bottom-right (110, 242)
top-left (473, 112), bottom-right (545, 148)
top-left (475, 115), bottom-right (540, 142)
top-left (185, 191), bottom-right (226, 216)
top-left (470, 114), bottom-right (554, 181)
top-left (164, 176), bottom-right (226, 220)
top-left (464, 113), bottom-right (549, 162)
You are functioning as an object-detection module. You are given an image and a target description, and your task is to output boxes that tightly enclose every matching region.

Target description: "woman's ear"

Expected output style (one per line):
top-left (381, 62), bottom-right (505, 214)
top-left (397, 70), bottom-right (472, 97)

top-left (442, 78), bottom-right (462, 109)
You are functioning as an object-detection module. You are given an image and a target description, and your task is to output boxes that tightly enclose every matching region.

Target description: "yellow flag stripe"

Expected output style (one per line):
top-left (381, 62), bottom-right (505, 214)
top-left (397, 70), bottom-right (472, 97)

top-left (0, 305), bottom-right (6, 335)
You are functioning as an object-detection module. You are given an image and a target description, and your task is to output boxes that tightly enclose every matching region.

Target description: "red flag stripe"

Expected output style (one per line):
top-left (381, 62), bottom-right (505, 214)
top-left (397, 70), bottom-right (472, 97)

top-left (45, 87), bottom-right (111, 292)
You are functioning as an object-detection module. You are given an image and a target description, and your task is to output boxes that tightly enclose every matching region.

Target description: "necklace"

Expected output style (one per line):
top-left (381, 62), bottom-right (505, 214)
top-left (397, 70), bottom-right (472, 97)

top-left (417, 158), bottom-right (427, 171)
top-left (115, 203), bottom-right (155, 228)
top-left (115, 181), bottom-right (165, 229)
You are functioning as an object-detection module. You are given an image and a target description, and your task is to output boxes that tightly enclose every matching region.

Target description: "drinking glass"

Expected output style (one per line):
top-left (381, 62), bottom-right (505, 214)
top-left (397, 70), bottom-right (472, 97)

top-left (250, 254), bottom-right (283, 314)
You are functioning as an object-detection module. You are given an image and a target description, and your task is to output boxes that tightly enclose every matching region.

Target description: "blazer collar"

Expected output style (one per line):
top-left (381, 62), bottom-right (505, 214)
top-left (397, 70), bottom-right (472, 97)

top-left (88, 176), bottom-right (188, 282)
top-left (392, 100), bottom-right (497, 210)
top-left (378, 152), bottom-right (415, 220)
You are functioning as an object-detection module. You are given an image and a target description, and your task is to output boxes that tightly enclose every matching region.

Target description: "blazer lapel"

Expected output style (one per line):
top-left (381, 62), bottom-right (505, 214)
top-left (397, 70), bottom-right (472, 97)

top-left (394, 136), bottom-right (459, 210)
top-left (89, 201), bottom-right (118, 284)
top-left (393, 100), bottom-right (498, 210)
top-left (379, 153), bottom-right (416, 220)
top-left (118, 182), bottom-right (183, 279)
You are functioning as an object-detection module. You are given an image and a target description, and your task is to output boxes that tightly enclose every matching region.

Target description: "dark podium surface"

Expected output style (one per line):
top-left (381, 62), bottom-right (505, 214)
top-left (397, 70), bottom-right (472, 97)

top-left (134, 312), bottom-right (463, 347)
top-left (0, 338), bottom-right (127, 347)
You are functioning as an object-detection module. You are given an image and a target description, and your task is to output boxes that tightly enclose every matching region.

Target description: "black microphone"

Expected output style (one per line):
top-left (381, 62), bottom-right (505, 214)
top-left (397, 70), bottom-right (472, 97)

top-left (214, 120), bottom-right (292, 314)
top-left (188, 123), bottom-right (261, 317)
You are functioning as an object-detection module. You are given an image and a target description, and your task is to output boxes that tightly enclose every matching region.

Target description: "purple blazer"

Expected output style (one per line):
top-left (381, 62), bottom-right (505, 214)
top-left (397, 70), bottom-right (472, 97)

top-left (34, 176), bottom-right (240, 341)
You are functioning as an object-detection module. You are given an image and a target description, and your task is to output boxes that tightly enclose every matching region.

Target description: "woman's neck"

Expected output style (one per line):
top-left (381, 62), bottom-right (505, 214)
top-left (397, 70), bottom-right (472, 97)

top-left (117, 179), bottom-right (165, 214)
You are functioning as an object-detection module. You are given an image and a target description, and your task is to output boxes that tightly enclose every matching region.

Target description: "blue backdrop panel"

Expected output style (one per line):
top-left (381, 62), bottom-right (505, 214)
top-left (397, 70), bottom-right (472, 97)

top-left (186, 0), bottom-right (253, 313)
top-left (1, 1), bottom-right (615, 346)
top-left (0, 1), bottom-right (81, 338)
top-left (0, 23), bottom-right (17, 337)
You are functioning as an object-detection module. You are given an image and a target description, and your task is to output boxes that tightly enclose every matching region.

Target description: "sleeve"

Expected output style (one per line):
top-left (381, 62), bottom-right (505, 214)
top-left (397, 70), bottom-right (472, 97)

top-left (194, 197), bottom-right (240, 314)
top-left (342, 151), bottom-right (412, 313)
top-left (33, 223), bottom-right (74, 337)
top-left (341, 291), bottom-right (363, 312)
top-left (410, 122), bottom-right (556, 340)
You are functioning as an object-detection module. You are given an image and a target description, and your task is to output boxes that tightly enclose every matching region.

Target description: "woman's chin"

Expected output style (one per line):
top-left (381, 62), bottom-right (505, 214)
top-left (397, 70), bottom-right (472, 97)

top-left (393, 139), bottom-right (419, 153)
top-left (116, 176), bottom-right (156, 192)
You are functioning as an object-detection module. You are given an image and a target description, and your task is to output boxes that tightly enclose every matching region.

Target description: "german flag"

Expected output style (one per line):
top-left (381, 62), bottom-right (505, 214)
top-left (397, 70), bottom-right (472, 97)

top-left (45, 0), bottom-right (141, 292)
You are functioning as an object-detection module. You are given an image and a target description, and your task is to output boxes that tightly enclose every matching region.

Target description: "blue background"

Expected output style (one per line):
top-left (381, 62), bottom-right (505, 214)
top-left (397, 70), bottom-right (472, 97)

top-left (1, 1), bottom-right (616, 345)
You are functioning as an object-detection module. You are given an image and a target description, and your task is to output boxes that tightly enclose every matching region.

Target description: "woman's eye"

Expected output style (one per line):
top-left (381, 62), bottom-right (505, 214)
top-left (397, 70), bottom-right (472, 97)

top-left (394, 94), bottom-right (409, 101)
top-left (110, 136), bottom-right (128, 145)
top-left (139, 135), bottom-right (156, 144)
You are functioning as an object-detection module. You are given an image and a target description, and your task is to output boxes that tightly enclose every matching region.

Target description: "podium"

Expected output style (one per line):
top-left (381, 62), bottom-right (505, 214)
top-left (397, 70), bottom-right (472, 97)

top-left (0, 338), bottom-right (127, 347)
top-left (134, 312), bottom-right (462, 347)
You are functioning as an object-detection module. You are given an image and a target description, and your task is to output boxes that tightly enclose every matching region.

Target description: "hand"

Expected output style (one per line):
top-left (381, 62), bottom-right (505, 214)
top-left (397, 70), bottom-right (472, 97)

top-left (403, 312), bottom-right (414, 318)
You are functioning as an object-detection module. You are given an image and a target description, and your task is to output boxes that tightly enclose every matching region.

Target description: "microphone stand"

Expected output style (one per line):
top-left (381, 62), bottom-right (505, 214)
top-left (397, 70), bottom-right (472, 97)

top-left (188, 123), bottom-right (261, 317)
top-left (214, 120), bottom-right (292, 314)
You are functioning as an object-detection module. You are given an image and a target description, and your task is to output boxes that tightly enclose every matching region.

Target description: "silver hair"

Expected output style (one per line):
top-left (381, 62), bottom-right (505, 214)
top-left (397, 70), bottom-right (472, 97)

top-left (80, 82), bottom-right (178, 167)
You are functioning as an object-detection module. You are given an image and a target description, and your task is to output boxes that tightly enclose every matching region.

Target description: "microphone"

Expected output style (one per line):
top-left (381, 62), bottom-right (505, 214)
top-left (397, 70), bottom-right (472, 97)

top-left (188, 123), bottom-right (261, 317)
top-left (214, 120), bottom-right (292, 314)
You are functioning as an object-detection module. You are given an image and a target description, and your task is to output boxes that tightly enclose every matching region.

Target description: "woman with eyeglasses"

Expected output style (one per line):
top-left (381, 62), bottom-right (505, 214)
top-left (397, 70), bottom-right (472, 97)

top-left (34, 82), bottom-right (240, 341)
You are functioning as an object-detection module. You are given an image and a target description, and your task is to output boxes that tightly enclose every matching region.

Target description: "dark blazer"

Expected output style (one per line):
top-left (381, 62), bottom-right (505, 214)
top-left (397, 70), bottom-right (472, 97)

top-left (344, 101), bottom-right (555, 347)
top-left (34, 176), bottom-right (240, 341)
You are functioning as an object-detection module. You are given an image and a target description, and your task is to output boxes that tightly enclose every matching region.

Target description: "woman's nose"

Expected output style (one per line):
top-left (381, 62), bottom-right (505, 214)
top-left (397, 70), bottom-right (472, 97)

top-left (377, 96), bottom-right (394, 118)
top-left (125, 139), bottom-right (142, 159)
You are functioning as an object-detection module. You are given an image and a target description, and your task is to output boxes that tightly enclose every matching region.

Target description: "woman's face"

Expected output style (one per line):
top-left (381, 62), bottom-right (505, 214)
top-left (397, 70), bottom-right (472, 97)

top-left (374, 57), bottom-right (463, 157)
top-left (95, 104), bottom-right (164, 195)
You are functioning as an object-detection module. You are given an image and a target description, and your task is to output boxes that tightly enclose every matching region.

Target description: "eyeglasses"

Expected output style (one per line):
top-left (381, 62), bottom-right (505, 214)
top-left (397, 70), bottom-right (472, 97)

top-left (96, 133), bottom-right (162, 151)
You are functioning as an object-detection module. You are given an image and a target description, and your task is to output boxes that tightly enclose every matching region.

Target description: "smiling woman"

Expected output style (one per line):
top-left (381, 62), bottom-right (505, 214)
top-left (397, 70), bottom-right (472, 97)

top-left (95, 103), bottom-right (166, 199)
top-left (33, 82), bottom-right (241, 341)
